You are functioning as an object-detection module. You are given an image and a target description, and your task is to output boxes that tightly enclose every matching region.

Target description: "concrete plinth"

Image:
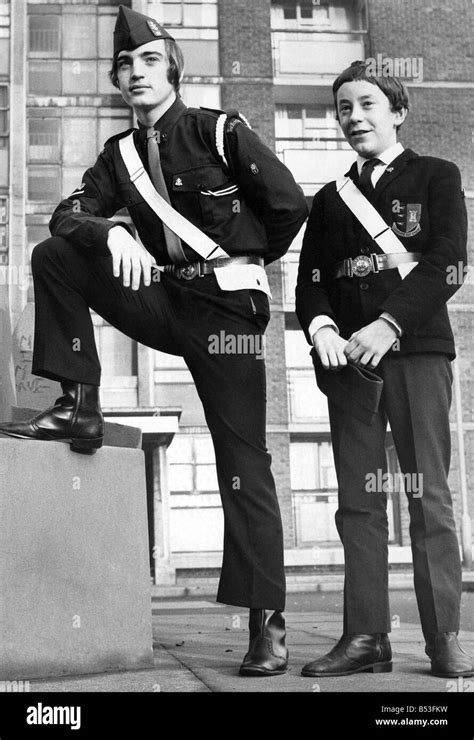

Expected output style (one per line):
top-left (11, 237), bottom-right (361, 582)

top-left (0, 438), bottom-right (154, 680)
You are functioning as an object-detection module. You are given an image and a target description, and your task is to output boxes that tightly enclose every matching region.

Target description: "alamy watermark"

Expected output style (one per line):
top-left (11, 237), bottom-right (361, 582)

top-left (0, 265), bottom-right (30, 292)
top-left (365, 469), bottom-right (423, 498)
top-left (365, 54), bottom-right (424, 84)
top-left (208, 330), bottom-right (265, 360)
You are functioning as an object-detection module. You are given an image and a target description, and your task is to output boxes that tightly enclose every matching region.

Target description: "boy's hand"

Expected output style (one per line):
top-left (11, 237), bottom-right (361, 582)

top-left (313, 326), bottom-right (349, 370)
top-left (344, 318), bottom-right (398, 369)
top-left (107, 225), bottom-right (156, 290)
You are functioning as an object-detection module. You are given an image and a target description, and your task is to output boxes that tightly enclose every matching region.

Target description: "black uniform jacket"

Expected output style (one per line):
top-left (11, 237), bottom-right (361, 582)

top-left (295, 149), bottom-right (468, 359)
top-left (49, 98), bottom-right (308, 266)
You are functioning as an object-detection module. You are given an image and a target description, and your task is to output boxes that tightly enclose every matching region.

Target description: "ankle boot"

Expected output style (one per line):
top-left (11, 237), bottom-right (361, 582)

top-left (239, 609), bottom-right (288, 677)
top-left (426, 632), bottom-right (474, 677)
top-left (0, 381), bottom-right (104, 454)
top-left (301, 633), bottom-right (392, 677)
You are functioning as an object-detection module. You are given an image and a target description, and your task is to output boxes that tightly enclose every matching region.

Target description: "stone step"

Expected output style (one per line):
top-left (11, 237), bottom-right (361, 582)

top-left (0, 438), bottom-right (153, 680)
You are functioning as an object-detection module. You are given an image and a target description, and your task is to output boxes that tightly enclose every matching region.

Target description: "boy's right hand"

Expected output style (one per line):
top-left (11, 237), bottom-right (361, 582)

top-left (107, 225), bottom-right (156, 290)
top-left (313, 326), bottom-right (348, 370)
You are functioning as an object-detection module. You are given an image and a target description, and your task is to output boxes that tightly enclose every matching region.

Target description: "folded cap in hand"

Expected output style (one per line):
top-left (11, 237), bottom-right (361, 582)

top-left (310, 348), bottom-right (383, 425)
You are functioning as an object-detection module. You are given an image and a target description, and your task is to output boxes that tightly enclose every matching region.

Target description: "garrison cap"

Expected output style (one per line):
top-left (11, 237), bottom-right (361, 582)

top-left (113, 5), bottom-right (174, 57)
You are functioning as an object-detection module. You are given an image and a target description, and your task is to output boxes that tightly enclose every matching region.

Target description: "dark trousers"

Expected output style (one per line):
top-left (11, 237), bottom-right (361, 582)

top-left (31, 237), bottom-right (286, 611)
top-left (328, 353), bottom-right (461, 636)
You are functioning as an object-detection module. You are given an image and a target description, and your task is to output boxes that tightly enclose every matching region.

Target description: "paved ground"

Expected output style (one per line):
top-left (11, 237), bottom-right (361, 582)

top-left (21, 590), bottom-right (473, 694)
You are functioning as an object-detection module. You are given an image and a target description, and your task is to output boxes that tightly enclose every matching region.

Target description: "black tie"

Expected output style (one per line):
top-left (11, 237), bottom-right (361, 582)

top-left (147, 127), bottom-right (188, 264)
top-left (357, 158), bottom-right (381, 197)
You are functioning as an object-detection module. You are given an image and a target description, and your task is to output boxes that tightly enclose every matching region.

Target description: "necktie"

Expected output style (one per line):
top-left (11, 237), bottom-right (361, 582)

top-left (147, 127), bottom-right (188, 264)
top-left (357, 158), bottom-right (381, 197)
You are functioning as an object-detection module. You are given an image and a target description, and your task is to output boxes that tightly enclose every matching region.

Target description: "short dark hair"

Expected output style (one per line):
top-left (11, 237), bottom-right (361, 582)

top-left (333, 60), bottom-right (409, 125)
top-left (109, 38), bottom-right (184, 96)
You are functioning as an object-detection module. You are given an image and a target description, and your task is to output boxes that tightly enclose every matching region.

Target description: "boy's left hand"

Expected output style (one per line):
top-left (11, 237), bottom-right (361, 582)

top-left (344, 318), bottom-right (398, 369)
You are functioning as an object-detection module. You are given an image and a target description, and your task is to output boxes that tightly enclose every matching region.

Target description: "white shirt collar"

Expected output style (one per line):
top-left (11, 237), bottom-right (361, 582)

top-left (356, 142), bottom-right (404, 175)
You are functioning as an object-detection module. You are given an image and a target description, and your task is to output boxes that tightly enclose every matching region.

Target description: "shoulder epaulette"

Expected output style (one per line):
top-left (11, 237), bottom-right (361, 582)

top-left (213, 110), bottom-right (252, 169)
top-left (103, 127), bottom-right (138, 148)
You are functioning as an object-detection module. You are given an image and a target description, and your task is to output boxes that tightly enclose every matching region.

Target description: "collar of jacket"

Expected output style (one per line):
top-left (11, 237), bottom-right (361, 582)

top-left (345, 148), bottom-right (418, 184)
top-left (137, 97), bottom-right (188, 143)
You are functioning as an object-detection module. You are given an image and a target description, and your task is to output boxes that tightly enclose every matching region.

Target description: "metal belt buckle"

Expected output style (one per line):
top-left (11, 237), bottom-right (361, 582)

top-left (179, 264), bottom-right (198, 280)
top-left (351, 254), bottom-right (374, 278)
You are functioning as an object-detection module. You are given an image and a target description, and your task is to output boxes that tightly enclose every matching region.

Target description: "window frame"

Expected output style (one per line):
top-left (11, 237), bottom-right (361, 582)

top-left (28, 13), bottom-right (61, 59)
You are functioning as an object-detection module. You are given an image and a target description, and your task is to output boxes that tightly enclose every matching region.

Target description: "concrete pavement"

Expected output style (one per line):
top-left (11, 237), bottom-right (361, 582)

top-left (21, 593), bottom-right (474, 694)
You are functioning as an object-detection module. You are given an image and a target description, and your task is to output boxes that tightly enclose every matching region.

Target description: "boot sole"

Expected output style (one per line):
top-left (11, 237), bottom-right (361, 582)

top-left (301, 661), bottom-right (392, 677)
top-left (0, 430), bottom-right (103, 455)
top-left (239, 665), bottom-right (288, 677)
top-left (431, 669), bottom-right (474, 678)
top-left (70, 437), bottom-right (104, 455)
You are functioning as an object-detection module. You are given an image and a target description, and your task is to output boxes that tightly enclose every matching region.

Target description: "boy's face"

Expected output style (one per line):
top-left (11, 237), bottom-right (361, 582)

top-left (336, 80), bottom-right (407, 158)
top-left (116, 39), bottom-right (175, 114)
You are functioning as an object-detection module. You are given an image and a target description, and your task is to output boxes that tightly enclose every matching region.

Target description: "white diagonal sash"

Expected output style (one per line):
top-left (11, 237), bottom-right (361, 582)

top-left (119, 133), bottom-right (229, 261)
top-left (336, 177), bottom-right (418, 278)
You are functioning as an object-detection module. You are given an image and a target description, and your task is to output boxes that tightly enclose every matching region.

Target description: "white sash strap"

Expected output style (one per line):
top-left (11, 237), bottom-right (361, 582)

top-left (336, 177), bottom-right (418, 278)
top-left (119, 133), bottom-right (229, 261)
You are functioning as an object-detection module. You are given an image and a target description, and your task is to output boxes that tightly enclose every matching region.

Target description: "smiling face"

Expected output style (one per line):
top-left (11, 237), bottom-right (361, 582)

top-left (116, 39), bottom-right (176, 123)
top-left (336, 80), bottom-right (407, 158)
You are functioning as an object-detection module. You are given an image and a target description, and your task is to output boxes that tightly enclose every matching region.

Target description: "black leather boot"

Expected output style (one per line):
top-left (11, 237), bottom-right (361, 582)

top-left (301, 633), bottom-right (392, 677)
top-left (0, 381), bottom-right (104, 454)
top-left (239, 609), bottom-right (288, 677)
top-left (425, 632), bottom-right (474, 677)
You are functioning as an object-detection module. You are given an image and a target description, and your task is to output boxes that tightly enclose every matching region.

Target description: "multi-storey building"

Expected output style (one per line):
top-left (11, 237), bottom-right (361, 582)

top-left (3, 0), bottom-right (473, 583)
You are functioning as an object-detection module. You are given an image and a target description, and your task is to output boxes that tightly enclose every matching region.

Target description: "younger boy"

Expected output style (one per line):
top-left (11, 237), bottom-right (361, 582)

top-left (296, 61), bottom-right (473, 678)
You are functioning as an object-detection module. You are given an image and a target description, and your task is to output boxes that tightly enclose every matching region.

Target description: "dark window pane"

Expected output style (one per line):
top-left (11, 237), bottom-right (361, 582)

top-left (28, 166), bottom-right (61, 202)
top-left (0, 85), bottom-right (8, 108)
top-left (28, 118), bottom-right (60, 162)
top-left (29, 15), bottom-right (60, 54)
top-left (283, 5), bottom-right (297, 19)
top-left (28, 61), bottom-right (61, 95)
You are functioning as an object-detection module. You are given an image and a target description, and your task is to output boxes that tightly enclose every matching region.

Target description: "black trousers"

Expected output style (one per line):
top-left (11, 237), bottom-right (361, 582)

top-left (328, 353), bottom-right (462, 636)
top-left (31, 237), bottom-right (286, 611)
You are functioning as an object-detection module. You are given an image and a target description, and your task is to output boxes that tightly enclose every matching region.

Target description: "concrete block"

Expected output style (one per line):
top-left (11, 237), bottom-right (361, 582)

top-left (0, 438), bottom-right (153, 680)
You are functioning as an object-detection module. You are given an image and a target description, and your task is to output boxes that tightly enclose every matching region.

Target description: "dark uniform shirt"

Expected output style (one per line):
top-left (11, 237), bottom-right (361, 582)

top-left (50, 98), bottom-right (308, 266)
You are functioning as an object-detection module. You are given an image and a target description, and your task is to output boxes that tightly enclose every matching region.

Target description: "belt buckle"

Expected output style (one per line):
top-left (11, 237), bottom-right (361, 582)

top-left (351, 254), bottom-right (373, 278)
top-left (179, 264), bottom-right (198, 280)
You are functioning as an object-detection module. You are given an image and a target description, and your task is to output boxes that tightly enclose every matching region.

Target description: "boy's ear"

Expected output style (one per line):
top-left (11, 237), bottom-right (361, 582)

top-left (394, 106), bottom-right (408, 128)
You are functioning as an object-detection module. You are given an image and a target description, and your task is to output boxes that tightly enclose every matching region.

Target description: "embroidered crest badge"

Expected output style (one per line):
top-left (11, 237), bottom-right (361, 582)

top-left (391, 200), bottom-right (422, 237)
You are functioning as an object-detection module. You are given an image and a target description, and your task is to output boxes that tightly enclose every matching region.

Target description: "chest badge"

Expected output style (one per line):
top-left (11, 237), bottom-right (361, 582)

top-left (391, 200), bottom-right (422, 238)
top-left (174, 177), bottom-right (183, 187)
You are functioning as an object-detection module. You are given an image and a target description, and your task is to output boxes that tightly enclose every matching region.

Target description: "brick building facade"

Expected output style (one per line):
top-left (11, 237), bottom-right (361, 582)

top-left (2, 0), bottom-right (473, 579)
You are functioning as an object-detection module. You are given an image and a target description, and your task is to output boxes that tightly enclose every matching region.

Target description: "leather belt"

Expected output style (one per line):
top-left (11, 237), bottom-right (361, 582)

top-left (335, 252), bottom-right (421, 279)
top-left (163, 255), bottom-right (264, 280)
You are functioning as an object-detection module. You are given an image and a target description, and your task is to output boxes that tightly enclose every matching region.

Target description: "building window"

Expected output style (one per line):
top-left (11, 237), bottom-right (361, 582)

top-left (156, 1), bottom-right (218, 28)
top-left (276, 104), bottom-right (347, 151)
top-left (28, 166), bottom-right (62, 203)
top-left (275, 104), bottom-right (354, 194)
top-left (29, 15), bottom-right (60, 56)
top-left (0, 196), bottom-right (7, 255)
top-left (28, 118), bottom-right (60, 162)
top-left (0, 86), bottom-right (8, 189)
top-left (290, 439), bottom-right (339, 544)
top-left (271, 1), bottom-right (365, 31)
top-left (28, 61), bottom-right (62, 96)
top-left (286, 329), bottom-right (329, 421)
top-left (167, 434), bottom-right (219, 494)
top-left (291, 440), bottom-right (337, 491)
top-left (179, 40), bottom-right (219, 76)
top-left (0, 85), bottom-right (8, 141)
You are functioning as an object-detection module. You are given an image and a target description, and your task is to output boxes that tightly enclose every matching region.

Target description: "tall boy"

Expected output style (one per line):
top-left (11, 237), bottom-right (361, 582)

top-left (0, 6), bottom-right (308, 675)
top-left (296, 61), bottom-right (473, 678)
